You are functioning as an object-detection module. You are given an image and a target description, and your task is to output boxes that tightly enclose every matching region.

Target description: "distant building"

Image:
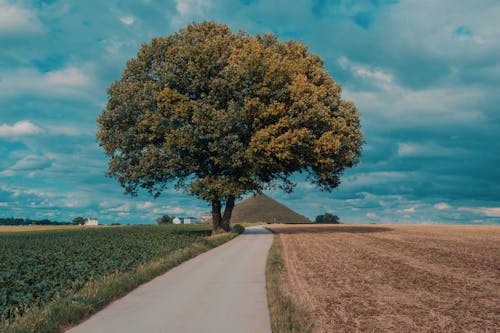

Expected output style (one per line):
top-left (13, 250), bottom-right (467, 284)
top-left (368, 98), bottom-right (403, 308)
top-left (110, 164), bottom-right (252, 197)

top-left (172, 217), bottom-right (199, 224)
top-left (200, 213), bottom-right (212, 223)
top-left (183, 217), bottom-right (198, 224)
top-left (84, 218), bottom-right (98, 226)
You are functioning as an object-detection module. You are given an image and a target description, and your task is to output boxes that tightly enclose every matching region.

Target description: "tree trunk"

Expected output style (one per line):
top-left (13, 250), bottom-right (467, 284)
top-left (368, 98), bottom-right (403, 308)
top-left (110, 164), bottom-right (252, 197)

top-left (221, 195), bottom-right (235, 232)
top-left (211, 199), bottom-right (224, 234)
top-left (211, 196), bottom-right (235, 234)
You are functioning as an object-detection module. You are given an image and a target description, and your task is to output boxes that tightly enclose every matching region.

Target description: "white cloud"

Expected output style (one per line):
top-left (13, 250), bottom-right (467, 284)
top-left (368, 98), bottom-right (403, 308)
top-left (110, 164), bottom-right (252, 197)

top-left (45, 67), bottom-right (90, 87)
top-left (455, 33), bottom-right (488, 45)
top-left (109, 203), bottom-right (131, 212)
top-left (343, 84), bottom-right (485, 128)
top-left (0, 202), bottom-right (8, 207)
top-left (175, 0), bottom-right (210, 16)
top-left (343, 171), bottom-right (416, 189)
top-left (0, 170), bottom-right (14, 177)
top-left (154, 205), bottom-right (185, 215)
top-left (0, 0), bottom-right (43, 36)
top-left (120, 16), bottom-right (135, 25)
top-left (297, 181), bottom-right (315, 190)
top-left (397, 142), bottom-right (459, 157)
top-left (0, 121), bottom-right (42, 137)
top-left (0, 154), bottom-right (53, 178)
top-left (338, 56), bottom-right (393, 88)
top-left (44, 124), bottom-right (89, 136)
top-left (397, 143), bottom-right (420, 157)
top-left (366, 212), bottom-right (377, 218)
top-left (0, 121), bottom-right (89, 138)
top-left (0, 66), bottom-right (93, 99)
top-left (99, 201), bottom-right (115, 208)
top-left (43, 3), bottom-right (71, 19)
top-left (171, 0), bottom-right (211, 28)
top-left (10, 155), bottom-right (53, 171)
top-left (458, 207), bottom-right (500, 217)
top-left (61, 197), bottom-right (90, 208)
top-left (434, 202), bottom-right (451, 210)
top-left (137, 201), bottom-right (153, 210)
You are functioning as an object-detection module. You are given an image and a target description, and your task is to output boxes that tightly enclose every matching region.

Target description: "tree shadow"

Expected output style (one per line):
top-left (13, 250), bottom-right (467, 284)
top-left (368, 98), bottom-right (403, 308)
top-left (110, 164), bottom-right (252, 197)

top-left (268, 225), bottom-right (393, 234)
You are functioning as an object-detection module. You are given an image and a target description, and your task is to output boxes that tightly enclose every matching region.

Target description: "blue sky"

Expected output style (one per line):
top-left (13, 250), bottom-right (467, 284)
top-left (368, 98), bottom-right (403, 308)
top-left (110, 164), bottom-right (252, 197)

top-left (1, 0), bottom-right (499, 225)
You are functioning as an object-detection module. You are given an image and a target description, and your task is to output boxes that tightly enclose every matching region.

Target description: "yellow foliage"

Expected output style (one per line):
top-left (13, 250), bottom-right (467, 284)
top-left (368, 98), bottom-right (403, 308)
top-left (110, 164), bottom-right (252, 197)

top-left (97, 21), bottom-right (364, 202)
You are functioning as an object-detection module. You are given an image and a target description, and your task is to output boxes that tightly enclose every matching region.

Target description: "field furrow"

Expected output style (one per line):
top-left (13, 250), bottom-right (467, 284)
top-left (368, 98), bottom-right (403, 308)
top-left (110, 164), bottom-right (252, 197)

top-left (268, 224), bottom-right (500, 333)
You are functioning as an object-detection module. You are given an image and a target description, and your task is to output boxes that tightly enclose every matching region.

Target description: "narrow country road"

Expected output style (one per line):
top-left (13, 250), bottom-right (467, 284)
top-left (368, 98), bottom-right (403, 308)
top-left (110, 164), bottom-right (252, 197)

top-left (66, 226), bottom-right (273, 333)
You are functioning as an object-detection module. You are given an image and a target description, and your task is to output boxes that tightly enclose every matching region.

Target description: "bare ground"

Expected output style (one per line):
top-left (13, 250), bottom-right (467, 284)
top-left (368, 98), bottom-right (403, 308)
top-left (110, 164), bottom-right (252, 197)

top-left (267, 224), bottom-right (500, 333)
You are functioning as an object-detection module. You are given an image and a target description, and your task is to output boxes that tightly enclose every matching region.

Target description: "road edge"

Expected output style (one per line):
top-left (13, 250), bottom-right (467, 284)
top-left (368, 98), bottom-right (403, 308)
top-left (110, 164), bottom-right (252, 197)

top-left (265, 229), bottom-right (313, 333)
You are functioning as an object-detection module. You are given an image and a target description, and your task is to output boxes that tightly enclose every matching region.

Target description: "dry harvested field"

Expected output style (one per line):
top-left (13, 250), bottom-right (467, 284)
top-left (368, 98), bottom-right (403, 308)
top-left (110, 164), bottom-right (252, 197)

top-left (267, 224), bottom-right (500, 333)
top-left (0, 225), bottom-right (76, 233)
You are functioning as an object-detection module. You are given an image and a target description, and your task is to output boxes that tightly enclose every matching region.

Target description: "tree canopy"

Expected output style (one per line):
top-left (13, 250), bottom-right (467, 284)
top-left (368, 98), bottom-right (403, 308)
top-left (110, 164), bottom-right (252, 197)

top-left (72, 216), bottom-right (86, 225)
top-left (156, 215), bottom-right (172, 225)
top-left (315, 213), bottom-right (340, 224)
top-left (97, 22), bottom-right (363, 233)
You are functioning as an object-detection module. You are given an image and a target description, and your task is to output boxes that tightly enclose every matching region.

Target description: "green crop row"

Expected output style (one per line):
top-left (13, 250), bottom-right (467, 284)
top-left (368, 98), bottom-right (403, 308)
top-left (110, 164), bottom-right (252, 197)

top-left (0, 224), bottom-right (211, 325)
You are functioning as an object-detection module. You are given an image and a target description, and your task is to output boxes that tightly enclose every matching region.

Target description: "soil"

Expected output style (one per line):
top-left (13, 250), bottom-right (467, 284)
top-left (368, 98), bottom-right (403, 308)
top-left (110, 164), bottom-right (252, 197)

top-left (267, 224), bottom-right (500, 333)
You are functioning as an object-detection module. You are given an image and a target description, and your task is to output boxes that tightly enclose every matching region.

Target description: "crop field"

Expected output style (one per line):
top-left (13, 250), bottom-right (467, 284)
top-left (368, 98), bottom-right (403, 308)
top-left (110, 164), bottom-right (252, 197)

top-left (267, 224), bottom-right (500, 332)
top-left (0, 224), bottom-right (212, 326)
top-left (0, 225), bottom-right (78, 233)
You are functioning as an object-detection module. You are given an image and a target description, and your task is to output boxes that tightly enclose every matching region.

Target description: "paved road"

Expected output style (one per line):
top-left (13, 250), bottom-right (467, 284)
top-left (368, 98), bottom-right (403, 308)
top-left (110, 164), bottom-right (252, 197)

top-left (67, 226), bottom-right (273, 333)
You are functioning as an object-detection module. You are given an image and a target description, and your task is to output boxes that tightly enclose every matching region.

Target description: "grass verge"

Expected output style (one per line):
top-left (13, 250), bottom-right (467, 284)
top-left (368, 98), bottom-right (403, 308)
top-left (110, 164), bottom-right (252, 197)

top-left (2, 233), bottom-right (236, 333)
top-left (266, 233), bottom-right (312, 333)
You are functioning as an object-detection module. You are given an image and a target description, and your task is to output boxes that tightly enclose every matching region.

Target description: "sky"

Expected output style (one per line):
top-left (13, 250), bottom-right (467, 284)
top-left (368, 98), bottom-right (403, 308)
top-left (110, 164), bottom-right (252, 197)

top-left (1, 0), bottom-right (499, 225)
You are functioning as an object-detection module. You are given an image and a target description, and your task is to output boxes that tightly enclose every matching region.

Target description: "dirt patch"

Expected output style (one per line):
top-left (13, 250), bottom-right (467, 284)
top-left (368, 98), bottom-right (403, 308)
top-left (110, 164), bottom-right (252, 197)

top-left (268, 224), bottom-right (500, 333)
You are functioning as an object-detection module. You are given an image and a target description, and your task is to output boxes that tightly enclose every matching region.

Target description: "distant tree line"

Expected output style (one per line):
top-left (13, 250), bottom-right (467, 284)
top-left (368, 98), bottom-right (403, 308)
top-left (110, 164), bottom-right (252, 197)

top-left (72, 216), bottom-right (86, 225)
top-left (315, 213), bottom-right (340, 224)
top-left (0, 217), bottom-right (70, 226)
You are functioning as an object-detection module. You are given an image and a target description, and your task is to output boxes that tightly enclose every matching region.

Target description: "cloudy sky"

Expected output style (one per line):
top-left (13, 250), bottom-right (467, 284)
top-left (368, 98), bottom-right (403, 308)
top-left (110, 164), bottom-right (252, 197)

top-left (1, 0), bottom-right (499, 225)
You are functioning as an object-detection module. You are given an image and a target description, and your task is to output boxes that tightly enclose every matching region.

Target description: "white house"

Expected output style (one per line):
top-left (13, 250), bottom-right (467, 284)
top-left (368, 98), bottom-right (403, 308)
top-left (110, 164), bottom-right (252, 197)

top-left (84, 218), bottom-right (98, 226)
top-left (183, 217), bottom-right (198, 224)
top-left (172, 217), bottom-right (199, 224)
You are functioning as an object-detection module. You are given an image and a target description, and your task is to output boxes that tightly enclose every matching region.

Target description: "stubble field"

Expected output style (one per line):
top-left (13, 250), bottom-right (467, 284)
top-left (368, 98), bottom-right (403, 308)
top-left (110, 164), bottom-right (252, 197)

top-left (267, 224), bottom-right (500, 332)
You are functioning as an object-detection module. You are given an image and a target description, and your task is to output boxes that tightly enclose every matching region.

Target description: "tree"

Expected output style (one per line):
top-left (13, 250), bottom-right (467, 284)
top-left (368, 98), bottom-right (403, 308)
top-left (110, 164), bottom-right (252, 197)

top-left (72, 216), bottom-right (86, 225)
top-left (97, 22), bottom-right (363, 234)
top-left (156, 215), bottom-right (172, 225)
top-left (315, 213), bottom-right (340, 224)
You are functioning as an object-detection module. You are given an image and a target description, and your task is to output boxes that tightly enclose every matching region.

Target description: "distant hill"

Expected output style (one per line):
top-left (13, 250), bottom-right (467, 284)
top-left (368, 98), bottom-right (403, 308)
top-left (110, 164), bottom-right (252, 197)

top-left (231, 194), bottom-right (310, 224)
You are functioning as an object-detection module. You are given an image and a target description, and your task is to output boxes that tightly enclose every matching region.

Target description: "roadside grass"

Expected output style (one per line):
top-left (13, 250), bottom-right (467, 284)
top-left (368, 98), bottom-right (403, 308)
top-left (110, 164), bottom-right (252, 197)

top-left (235, 221), bottom-right (267, 228)
top-left (1, 231), bottom-right (236, 333)
top-left (266, 233), bottom-right (312, 333)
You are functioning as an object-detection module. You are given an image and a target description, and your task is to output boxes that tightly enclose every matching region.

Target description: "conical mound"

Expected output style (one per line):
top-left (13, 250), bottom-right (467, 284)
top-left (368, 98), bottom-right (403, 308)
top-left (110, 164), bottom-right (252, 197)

top-left (231, 194), bottom-right (310, 224)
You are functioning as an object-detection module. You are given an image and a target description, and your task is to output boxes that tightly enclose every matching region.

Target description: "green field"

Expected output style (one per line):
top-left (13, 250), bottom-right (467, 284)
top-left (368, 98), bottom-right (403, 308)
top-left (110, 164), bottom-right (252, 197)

top-left (0, 224), bottom-right (221, 329)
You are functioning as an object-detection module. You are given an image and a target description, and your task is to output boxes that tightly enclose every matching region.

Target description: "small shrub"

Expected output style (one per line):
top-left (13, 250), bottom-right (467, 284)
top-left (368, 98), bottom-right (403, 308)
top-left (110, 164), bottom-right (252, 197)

top-left (232, 224), bottom-right (245, 234)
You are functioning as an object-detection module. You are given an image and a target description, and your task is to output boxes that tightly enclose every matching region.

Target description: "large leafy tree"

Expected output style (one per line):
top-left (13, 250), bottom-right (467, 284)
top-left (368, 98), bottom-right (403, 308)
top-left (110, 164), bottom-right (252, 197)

top-left (97, 22), bottom-right (363, 233)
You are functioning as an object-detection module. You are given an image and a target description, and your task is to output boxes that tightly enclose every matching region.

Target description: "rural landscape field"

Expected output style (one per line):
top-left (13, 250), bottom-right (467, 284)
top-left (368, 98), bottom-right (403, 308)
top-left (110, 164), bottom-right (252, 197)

top-left (268, 224), bottom-right (500, 332)
top-left (0, 225), bottom-right (235, 332)
top-left (2, 0), bottom-right (499, 332)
